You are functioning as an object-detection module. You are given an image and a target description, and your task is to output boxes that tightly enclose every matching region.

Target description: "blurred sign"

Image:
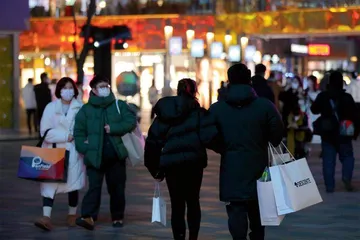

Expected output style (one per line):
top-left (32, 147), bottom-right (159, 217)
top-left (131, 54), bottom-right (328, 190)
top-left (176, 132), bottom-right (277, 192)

top-left (210, 42), bottom-right (223, 59)
top-left (228, 45), bottom-right (241, 62)
top-left (291, 44), bottom-right (308, 54)
top-left (191, 39), bottom-right (204, 58)
top-left (169, 37), bottom-right (182, 56)
top-left (0, 0), bottom-right (29, 31)
top-left (116, 71), bottom-right (139, 96)
top-left (244, 45), bottom-right (256, 62)
top-left (308, 44), bottom-right (330, 56)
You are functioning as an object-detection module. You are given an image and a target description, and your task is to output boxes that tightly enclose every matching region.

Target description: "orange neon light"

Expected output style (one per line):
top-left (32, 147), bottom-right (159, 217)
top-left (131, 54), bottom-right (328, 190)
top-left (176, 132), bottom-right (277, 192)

top-left (308, 44), bottom-right (330, 56)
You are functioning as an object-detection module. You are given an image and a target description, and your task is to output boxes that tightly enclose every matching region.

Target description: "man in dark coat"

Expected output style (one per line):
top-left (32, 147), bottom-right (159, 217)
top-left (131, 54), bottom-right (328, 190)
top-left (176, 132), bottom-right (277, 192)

top-left (251, 64), bottom-right (275, 103)
top-left (209, 63), bottom-right (284, 240)
top-left (34, 72), bottom-right (52, 124)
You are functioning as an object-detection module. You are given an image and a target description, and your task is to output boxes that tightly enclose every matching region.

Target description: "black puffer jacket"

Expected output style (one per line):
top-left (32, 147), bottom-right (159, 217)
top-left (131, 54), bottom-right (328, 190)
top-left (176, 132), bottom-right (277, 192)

top-left (209, 84), bottom-right (284, 202)
top-left (144, 96), bottom-right (218, 179)
top-left (251, 75), bottom-right (275, 103)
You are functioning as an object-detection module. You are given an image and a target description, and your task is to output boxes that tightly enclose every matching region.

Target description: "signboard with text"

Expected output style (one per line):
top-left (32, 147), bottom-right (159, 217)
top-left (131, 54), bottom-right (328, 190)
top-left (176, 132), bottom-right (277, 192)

top-left (308, 44), bottom-right (330, 56)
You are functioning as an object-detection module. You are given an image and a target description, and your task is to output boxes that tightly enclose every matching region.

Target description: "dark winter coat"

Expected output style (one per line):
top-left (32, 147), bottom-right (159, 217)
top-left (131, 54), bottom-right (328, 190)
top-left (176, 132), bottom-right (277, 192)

top-left (209, 84), bottom-right (284, 202)
top-left (74, 92), bottom-right (137, 169)
top-left (144, 96), bottom-right (219, 179)
top-left (251, 75), bottom-right (275, 103)
top-left (311, 88), bottom-right (360, 143)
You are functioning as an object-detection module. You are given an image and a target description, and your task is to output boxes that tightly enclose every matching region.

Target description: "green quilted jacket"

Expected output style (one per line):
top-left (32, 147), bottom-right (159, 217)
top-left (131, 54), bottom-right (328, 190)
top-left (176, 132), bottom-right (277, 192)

top-left (74, 92), bottom-right (137, 169)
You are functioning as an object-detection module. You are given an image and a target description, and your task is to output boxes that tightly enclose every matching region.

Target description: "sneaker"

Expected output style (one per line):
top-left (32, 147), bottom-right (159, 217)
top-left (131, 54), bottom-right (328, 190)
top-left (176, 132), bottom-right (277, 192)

top-left (112, 220), bottom-right (124, 228)
top-left (343, 180), bottom-right (354, 192)
top-left (34, 216), bottom-right (53, 231)
top-left (76, 217), bottom-right (94, 230)
top-left (67, 215), bottom-right (77, 227)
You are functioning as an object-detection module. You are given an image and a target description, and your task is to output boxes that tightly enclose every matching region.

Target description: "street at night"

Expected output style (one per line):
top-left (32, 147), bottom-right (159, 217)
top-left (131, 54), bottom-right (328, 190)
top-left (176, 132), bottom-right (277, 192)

top-left (1, 140), bottom-right (360, 239)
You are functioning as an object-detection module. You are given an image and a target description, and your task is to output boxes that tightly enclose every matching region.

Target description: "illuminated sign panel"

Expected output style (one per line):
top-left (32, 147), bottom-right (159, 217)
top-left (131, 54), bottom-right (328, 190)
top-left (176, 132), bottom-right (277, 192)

top-left (308, 44), bottom-right (330, 56)
top-left (291, 44), bottom-right (308, 54)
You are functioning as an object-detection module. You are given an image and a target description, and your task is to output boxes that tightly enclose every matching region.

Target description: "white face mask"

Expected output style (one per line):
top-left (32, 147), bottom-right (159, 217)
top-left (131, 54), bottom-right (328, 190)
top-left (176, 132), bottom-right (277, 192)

top-left (291, 83), bottom-right (299, 90)
top-left (97, 87), bottom-right (110, 97)
top-left (61, 89), bottom-right (75, 101)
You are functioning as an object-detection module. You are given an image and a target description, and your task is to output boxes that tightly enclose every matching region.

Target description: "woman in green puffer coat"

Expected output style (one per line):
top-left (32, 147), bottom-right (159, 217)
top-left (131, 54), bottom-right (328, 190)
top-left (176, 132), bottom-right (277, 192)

top-left (73, 75), bottom-right (137, 230)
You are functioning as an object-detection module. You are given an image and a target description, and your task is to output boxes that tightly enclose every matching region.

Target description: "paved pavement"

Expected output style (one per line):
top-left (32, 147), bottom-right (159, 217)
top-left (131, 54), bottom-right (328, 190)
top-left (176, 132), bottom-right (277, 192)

top-left (1, 140), bottom-right (360, 240)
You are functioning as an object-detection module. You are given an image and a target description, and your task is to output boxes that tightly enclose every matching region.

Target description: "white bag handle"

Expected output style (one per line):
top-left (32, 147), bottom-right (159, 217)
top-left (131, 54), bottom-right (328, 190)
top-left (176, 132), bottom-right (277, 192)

top-left (154, 182), bottom-right (161, 198)
top-left (269, 143), bottom-right (296, 165)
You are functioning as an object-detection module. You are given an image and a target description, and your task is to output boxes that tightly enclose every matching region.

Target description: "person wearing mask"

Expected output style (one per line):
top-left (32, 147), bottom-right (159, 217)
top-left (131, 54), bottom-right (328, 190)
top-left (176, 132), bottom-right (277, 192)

top-left (22, 78), bottom-right (38, 135)
top-left (145, 78), bottom-right (219, 240)
top-left (209, 64), bottom-right (284, 240)
top-left (34, 77), bottom-right (85, 231)
top-left (251, 64), bottom-right (275, 103)
top-left (34, 72), bottom-right (52, 125)
top-left (311, 71), bottom-right (360, 193)
top-left (148, 80), bottom-right (158, 120)
top-left (217, 81), bottom-right (228, 101)
top-left (74, 75), bottom-right (137, 230)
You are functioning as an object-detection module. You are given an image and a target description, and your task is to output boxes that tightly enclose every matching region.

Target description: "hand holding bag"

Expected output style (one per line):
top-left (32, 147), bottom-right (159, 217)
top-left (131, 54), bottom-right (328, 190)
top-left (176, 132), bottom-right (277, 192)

top-left (115, 100), bottom-right (145, 167)
top-left (17, 129), bottom-right (69, 182)
top-left (151, 182), bottom-right (167, 227)
top-left (269, 143), bottom-right (322, 215)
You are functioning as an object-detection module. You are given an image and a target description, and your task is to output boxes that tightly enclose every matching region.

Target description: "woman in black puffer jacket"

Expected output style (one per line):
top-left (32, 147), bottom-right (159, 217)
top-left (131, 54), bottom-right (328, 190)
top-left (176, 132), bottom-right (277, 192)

top-left (145, 78), bottom-right (219, 240)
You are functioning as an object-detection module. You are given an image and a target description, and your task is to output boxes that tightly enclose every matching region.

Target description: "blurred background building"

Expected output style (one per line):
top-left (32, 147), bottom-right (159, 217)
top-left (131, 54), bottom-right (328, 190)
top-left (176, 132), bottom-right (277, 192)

top-left (3, 0), bottom-right (360, 129)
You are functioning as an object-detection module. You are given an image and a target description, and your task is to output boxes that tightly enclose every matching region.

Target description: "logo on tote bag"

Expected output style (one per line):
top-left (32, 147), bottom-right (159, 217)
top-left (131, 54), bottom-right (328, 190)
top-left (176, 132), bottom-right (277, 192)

top-left (31, 156), bottom-right (51, 170)
top-left (294, 178), bottom-right (311, 187)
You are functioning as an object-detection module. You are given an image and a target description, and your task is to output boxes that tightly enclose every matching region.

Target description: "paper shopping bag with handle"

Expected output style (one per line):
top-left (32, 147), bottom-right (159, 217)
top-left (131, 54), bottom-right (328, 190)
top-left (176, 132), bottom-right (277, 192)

top-left (257, 162), bottom-right (285, 226)
top-left (269, 143), bottom-right (323, 215)
top-left (151, 182), bottom-right (167, 227)
top-left (17, 129), bottom-right (68, 182)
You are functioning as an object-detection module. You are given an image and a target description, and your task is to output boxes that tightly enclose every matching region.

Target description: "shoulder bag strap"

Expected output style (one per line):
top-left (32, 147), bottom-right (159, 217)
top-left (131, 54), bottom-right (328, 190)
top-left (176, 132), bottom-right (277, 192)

top-left (36, 129), bottom-right (56, 148)
top-left (115, 99), bottom-right (121, 115)
top-left (329, 99), bottom-right (339, 122)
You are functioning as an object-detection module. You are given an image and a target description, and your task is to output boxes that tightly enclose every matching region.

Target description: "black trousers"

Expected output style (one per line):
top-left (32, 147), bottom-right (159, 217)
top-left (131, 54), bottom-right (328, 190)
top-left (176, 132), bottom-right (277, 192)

top-left (26, 108), bottom-right (37, 133)
top-left (226, 200), bottom-right (264, 240)
top-left (43, 190), bottom-right (78, 207)
top-left (81, 161), bottom-right (126, 221)
top-left (165, 165), bottom-right (203, 240)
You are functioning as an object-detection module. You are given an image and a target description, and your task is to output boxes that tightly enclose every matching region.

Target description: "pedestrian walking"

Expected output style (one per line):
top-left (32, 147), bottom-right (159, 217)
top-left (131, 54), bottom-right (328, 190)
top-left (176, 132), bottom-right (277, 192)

top-left (145, 78), bottom-right (219, 240)
top-left (74, 75), bottom-right (137, 230)
top-left (148, 80), bottom-right (158, 120)
top-left (34, 77), bottom-right (85, 231)
top-left (251, 64), bottom-right (275, 103)
top-left (22, 78), bottom-right (37, 134)
top-left (34, 72), bottom-right (52, 125)
top-left (311, 71), bottom-right (360, 193)
top-left (209, 63), bottom-right (284, 240)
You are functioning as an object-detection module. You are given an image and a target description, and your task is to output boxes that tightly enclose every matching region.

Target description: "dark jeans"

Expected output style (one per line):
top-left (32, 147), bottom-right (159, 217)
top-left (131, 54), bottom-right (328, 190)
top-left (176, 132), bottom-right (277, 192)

top-left (81, 161), bottom-right (126, 221)
top-left (321, 139), bottom-right (355, 191)
top-left (26, 108), bottom-right (37, 134)
top-left (226, 200), bottom-right (264, 240)
top-left (43, 190), bottom-right (78, 207)
top-left (165, 165), bottom-right (203, 240)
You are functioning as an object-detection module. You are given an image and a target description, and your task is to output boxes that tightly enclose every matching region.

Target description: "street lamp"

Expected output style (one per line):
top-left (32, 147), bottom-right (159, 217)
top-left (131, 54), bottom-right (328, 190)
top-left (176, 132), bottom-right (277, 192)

top-left (240, 35), bottom-right (249, 63)
top-left (224, 30), bottom-right (232, 52)
top-left (163, 19), bottom-right (173, 97)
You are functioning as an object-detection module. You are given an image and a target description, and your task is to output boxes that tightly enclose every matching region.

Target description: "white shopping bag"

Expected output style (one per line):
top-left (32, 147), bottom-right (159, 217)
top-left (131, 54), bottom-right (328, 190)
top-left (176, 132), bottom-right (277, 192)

top-left (151, 182), bottom-right (167, 227)
top-left (270, 157), bottom-right (323, 215)
top-left (115, 100), bottom-right (145, 166)
top-left (257, 179), bottom-right (285, 226)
